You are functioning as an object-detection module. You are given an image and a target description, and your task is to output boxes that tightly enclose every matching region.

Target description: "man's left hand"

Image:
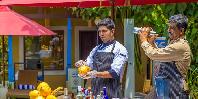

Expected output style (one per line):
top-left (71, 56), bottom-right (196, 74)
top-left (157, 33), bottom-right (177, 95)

top-left (148, 34), bottom-right (158, 44)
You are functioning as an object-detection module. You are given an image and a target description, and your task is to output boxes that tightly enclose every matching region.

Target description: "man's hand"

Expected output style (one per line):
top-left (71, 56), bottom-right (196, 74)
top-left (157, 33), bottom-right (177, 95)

top-left (79, 70), bottom-right (97, 79)
top-left (148, 34), bottom-right (158, 44)
top-left (75, 60), bottom-right (86, 67)
top-left (139, 27), bottom-right (152, 43)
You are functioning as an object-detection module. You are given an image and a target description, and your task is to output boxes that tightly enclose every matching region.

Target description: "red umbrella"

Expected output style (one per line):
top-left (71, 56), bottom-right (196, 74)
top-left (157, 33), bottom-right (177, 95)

top-left (82, 0), bottom-right (198, 6)
top-left (0, 0), bottom-right (116, 7)
top-left (131, 0), bottom-right (198, 5)
top-left (0, 0), bottom-right (95, 7)
top-left (0, 0), bottom-right (80, 7)
top-left (0, 0), bottom-right (106, 7)
top-left (0, 6), bottom-right (56, 36)
top-left (0, 0), bottom-right (124, 7)
top-left (79, 0), bottom-right (124, 8)
top-left (0, 0), bottom-right (198, 8)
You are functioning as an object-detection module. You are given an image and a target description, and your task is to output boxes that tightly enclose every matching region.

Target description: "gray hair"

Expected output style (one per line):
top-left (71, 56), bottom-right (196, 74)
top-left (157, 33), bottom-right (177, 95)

top-left (168, 14), bottom-right (188, 32)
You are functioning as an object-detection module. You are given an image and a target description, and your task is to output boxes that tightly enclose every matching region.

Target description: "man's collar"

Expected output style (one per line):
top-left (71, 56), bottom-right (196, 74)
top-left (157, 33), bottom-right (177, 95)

top-left (103, 40), bottom-right (115, 45)
top-left (170, 36), bottom-right (185, 44)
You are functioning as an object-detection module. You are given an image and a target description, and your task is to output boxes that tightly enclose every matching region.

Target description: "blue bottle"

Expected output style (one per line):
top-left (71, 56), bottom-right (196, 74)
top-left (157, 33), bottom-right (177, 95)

top-left (103, 87), bottom-right (108, 99)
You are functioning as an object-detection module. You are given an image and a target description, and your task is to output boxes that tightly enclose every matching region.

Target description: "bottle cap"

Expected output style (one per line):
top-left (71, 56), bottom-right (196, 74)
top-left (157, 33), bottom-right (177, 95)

top-left (78, 86), bottom-right (81, 91)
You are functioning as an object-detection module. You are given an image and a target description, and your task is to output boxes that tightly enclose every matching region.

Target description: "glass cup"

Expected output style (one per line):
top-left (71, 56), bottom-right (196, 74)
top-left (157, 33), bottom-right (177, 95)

top-left (154, 37), bottom-right (167, 48)
top-left (18, 84), bottom-right (23, 89)
top-left (24, 84), bottom-right (28, 89)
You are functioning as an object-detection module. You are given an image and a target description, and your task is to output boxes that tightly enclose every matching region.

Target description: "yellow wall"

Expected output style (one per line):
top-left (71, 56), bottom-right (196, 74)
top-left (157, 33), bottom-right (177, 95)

top-left (12, 36), bottom-right (19, 63)
top-left (44, 75), bottom-right (66, 89)
top-left (135, 41), bottom-right (152, 93)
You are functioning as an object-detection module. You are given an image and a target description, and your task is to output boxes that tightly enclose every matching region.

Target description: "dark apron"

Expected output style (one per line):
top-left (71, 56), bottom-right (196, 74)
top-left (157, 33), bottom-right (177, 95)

top-left (153, 62), bottom-right (189, 99)
top-left (91, 42), bottom-right (122, 98)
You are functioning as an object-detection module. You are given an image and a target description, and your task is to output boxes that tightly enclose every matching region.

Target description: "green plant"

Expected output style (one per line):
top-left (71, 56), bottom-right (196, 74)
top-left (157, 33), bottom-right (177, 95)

top-left (187, 64), bottom-right (198, 98)
top-left (0, 36), bottom-right (8, 82)
top-left (72, 7), bottom-right (110, 20)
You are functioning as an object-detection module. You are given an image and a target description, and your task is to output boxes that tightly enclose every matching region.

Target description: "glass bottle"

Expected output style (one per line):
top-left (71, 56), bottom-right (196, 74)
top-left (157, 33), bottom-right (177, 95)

top-left (89, 92), bottom-right (94, 99)
top-left (63, 88), bottom-right (71, 99)
top-left (96, 95), bottom-right (101, 99)
top-left (100, 91), bottom-right (104, 99)
top-left (76, 86), bottom-right (83, 99)
top-left (103, 87), bottom-right (108, 99)
top-left (81, 87), bottom-right (86, 99)
top-left (86, 91), bottom-right (94, 99)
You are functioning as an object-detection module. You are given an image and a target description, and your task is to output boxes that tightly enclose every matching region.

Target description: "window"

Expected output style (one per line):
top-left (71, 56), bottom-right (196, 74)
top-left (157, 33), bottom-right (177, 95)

top-left (24, 30), bottom-right (64, 70)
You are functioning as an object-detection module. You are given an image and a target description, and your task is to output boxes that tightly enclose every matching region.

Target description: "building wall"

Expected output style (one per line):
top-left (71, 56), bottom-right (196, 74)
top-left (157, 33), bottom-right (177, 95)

top-left (135, 47), bottom-right (151, 92)
top-left (44, 75), bottom-right (66, 89)
top-left (13, 36), bottom-right (20, 64)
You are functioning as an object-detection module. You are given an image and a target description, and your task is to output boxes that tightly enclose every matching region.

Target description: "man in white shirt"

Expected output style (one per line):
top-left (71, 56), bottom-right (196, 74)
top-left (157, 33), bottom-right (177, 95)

top-left (75, 18), bottom-right (128, 98)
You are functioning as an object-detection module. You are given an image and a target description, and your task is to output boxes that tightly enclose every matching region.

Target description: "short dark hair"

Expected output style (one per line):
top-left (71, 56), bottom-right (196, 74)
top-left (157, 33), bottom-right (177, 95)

top-left (168, 14), bottom-right (188, 32)
top-left (97, 18), bottom-right (115, 30)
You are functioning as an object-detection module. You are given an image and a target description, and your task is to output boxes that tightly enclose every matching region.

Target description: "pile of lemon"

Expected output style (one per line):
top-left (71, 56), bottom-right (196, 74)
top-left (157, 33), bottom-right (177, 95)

top-left (29, 82), bottom-right (63, 99)
top-left (78, 65), bottom-right (91, 75)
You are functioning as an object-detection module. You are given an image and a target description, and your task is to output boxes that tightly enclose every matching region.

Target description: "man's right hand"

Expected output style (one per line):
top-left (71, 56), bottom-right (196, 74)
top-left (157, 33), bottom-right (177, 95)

top-left (79, 70), bottom-right (97, 79)
top-left (75, 60), bottom-right (86, 67)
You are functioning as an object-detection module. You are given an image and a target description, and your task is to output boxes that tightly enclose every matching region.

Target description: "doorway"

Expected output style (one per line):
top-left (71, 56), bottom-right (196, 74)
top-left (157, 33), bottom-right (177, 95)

top-left (79, 30), bottom-right (102, 60)
top-left (75, 26), bottom-right (98, 62)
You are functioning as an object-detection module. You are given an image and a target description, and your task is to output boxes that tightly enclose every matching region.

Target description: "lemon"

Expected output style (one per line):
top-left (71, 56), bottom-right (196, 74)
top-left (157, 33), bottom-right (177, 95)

top-left (35, 96), bottom-right (45, 99)
top-left (37, 82), bottom-right (50, 91)
top-left (78, 65), bottom-right (91, 75)
top-left (29, 90), bottom-right (40, 99)
top-left (39, 86), bottom-right (52, 97)
top-left (46, 95), bottom-right (57, 99)
top-left (37, 82), bottom-right (52, 97)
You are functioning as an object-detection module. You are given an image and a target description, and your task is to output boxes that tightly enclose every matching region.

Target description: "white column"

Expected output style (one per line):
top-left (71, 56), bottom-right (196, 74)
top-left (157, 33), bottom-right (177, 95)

top-left (124, 19), bottom-right (135, 98)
